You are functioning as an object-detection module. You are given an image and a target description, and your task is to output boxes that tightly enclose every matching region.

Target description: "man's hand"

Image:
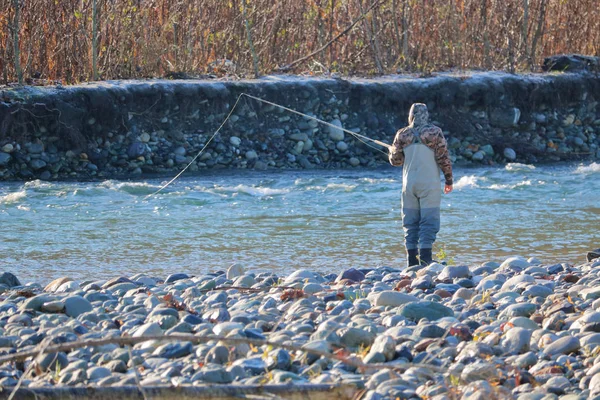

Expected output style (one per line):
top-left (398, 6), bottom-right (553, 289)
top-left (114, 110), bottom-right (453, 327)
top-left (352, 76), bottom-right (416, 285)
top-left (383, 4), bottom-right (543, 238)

top-left (444, 184), bottom-right (453, 194)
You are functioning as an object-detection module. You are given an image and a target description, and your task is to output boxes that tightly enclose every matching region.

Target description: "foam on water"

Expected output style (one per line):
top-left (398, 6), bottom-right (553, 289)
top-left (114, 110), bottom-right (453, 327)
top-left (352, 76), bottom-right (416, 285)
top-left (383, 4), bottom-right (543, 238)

top-left (100, 180), bottom-right (162, 193)
top-left (574, 162), bottom-right (600, 174)
top-left (223, 184), bottom-right (290, 197)
top-left (0, 190), bottom-right (26, 204)
top-left (489, 180), bottom-right (532, 190)
top-left (454, 175), bottom-right (482, 190)
top-left (306, 183), bottom-right (358, 192)
top-left (23, 180), bottom-right (54, 189)
top-left (505, 163), bottom-right (536, 171)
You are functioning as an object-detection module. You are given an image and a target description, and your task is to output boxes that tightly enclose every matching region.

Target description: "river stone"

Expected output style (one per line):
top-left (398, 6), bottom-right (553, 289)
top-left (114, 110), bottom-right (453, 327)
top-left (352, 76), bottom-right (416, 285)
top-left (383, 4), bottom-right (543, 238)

top-left (439, 265), bottom-right (471, 280)
top-left (37, 352), bottom-right (69, 371)
top-left (20, 294), bottom-right (54, 311)
top-left (153, 341), bottom-right (193, 359)
top-left (232, 357), bottom-right (267, 375)
top-left (461, 361), bottom-right (498, 382)
top-left (328, 119), bottom-right (344, 141)
top-left (499, 256), bottom-right (529, 273)
top-left (227, 263), bottom-right (245, 279)
top-left (499, 303), bottom-right (537, 319)
top-left (127, 141), bottom-right (145, 158)
top-left (199, 279), bottom-right (217, 291)
top-left (56, 281), bottom-right (80, 292)
top-left (369, 291), bottom-right (417, 307)
top-left (205, 345), bottom-right (230, 365)
top-left (87, 366), bottom-right (111, 381)
top-left (510, 317), bottom-right (539, 330)
top-left (108, 282), bottom-right (138, 294)
top-left (398, 301), bottom-right (453, 321)
top-left (454, 288), bottom-right (475, 300)
top-left (0, 272), bottom-right (21, 288)
top-left (580, 333), bottom-right (600, 347)
top-left (502, 148), bottom-right (517, 160)
top-left (41, 300), bottom-right (66, 313)
top-left (285, 269), bottom-right (318, 283)
top-left (581, 287), bottom-right (600, 301)
top-left (44, 277), bottom-right (73, 292)
top-left (213, 322), bottom-right (244, 336)
top-left (590, 372), bottom-right (600, 396)
top-left (302, 283), bottom-right (323, 295)
top-left (502, 327), bottom-right (532, 354)
top-left (501, 274), bottom-right (535, 292)
top-left (339, 327), bottom-right (376, 348)
top-left (165, 273), bottom-right (189, 284)
top-left (522, 285), bottom-right (553, 298)
top-left (491, 108), bottom-right (521, 128)
top-left (368, 335), bottom-right (395, 361)
top-left (105, 359), bottom-right (127, 373)
top-left (414, 324), bottom-right (446, 338)
top-left (193, 365), bottom-right (233, 383)
top-left (30, 159), bottom-right (47, 170)
top-left (203, 307), bottom-right (230, 323)
top-left (543, 336), bottom-right (580, 356)
top-left (64, 296), bottom-right (93, 318)
top-left (102, 276), bottom-right (132, 289)
top-left (229, 136), bottom-right (241, 146)
top-left (336, 268), bottom-right (365, 283)
top-left (0, 152), bottom-right (11, 166)
top-left (266, 349), bottom-right (292, 371)
top-left (133, 322), bottom-right (163, 337)
top-left (233, 274), bottom-right (255, 287)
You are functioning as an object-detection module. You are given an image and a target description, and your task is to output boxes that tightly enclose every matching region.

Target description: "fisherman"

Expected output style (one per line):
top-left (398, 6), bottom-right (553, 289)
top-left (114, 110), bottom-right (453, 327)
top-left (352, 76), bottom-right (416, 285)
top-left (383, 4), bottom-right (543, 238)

top-left (388, 103), bottom-right (453, 267)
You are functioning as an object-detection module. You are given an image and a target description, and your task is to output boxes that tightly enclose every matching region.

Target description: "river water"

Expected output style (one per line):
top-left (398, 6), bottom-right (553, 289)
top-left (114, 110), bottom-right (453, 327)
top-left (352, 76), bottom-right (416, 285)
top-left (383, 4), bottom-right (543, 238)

top-left (1, 162), bottom-right (599, 283)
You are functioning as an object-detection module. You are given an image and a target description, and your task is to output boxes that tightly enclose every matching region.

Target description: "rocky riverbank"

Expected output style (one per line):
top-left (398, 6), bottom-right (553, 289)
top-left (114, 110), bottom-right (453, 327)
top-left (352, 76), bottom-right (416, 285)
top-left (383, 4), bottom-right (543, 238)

top-left (1, 254), bottom-right (600, 399)
top-left (0, 72), bottom-right (599, 181)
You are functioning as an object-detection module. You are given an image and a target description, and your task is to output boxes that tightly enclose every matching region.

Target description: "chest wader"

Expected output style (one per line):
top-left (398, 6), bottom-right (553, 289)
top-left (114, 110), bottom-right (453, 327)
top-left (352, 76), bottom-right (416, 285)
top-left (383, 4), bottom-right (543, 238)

top-left (401, 131), bottom-right (442, 266)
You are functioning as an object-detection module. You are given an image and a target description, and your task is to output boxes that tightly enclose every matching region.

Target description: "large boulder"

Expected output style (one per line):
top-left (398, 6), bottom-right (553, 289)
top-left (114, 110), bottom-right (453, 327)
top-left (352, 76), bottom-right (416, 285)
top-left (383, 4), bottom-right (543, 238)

top-left (542, 54), bottom-right (600, 72)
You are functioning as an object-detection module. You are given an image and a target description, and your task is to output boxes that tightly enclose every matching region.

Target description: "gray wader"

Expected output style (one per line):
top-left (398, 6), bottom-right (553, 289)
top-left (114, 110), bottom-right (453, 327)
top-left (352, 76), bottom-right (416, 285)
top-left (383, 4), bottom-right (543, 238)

top-left (401, 133), bottom-right (442, 251)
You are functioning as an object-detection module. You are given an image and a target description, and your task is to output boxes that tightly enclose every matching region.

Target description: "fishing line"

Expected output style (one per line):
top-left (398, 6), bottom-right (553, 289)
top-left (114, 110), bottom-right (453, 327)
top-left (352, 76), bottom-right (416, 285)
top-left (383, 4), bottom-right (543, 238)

top-left (145, 93), bottom-right (392, 199)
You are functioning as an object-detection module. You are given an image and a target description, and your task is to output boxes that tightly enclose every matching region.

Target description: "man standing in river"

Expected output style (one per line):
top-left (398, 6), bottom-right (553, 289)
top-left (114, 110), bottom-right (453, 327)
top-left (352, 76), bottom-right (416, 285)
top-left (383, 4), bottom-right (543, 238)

top-left (388, 103), bottom-right (453, 267)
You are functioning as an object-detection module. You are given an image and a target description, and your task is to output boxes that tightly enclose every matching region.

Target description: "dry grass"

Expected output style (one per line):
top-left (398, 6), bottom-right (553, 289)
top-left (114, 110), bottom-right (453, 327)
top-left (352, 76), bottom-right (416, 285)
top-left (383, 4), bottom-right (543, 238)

top-left (0, 0), bottom-right (598, 84)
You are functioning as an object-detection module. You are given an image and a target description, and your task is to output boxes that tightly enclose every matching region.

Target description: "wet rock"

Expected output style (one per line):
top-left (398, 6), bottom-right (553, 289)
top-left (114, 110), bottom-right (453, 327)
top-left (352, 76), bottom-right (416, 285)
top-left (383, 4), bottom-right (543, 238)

top-left (398, 301), bottom-right (453, 321)
top-left (543, 336), bottom-right (580, 356)
top-left (164, 273), bottom-right (189, 283)
top-left (328, 119), bottom-right (344, 141)
top-left (336, 268), bottom-right (365, 283)
top-left (64, 296), bottom-right (93, 317)
top-left (0, 272), bottom-right (21, 288)
top-left (369, 291), bottom-right (417, 307)
top-left (192, 365), bottom-right (233, 383)
top-left (502, 327), bottom-right (532, 354)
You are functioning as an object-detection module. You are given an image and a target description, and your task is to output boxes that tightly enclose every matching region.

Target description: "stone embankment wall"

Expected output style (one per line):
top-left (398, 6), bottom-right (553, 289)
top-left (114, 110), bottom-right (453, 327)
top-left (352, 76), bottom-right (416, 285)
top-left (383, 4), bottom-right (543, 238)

top-left (0, 72), bottom-right (599, 180)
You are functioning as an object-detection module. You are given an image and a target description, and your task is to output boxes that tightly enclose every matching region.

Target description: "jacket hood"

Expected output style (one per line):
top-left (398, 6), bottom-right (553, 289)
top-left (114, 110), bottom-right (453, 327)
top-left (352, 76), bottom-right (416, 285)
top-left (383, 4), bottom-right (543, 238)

top-left (408, 103), bottom-right (429, 127)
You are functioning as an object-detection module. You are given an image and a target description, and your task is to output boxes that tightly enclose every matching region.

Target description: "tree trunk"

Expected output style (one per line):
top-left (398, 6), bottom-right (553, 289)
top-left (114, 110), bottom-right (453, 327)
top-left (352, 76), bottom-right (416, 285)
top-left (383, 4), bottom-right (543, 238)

top-left (481, 0), bottom-right (490, 69)
top-left (92, 0), bottom-right (99, 80)
top-left (241, 0), bottom-right (260, 77)
top-left (530, 0), bottom-right (547, 71)
top-left (356, 0), bottom-right (383, 74)
top-left (13, 0), bottom-right (22, 84)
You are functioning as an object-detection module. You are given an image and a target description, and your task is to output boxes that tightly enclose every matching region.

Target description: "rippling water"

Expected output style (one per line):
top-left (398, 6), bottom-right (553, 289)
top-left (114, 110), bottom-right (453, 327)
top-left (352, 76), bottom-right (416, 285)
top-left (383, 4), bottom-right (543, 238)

top-left (1, 162), bottom-right (599, 283)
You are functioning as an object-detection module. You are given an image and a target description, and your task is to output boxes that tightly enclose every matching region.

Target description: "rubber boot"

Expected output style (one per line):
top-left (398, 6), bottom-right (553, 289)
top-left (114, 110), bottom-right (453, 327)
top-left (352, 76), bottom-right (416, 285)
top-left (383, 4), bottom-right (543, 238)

top-left (419, 248), bottom-right (433, 266)
top-left (407, 249), bottom-right (419, 267)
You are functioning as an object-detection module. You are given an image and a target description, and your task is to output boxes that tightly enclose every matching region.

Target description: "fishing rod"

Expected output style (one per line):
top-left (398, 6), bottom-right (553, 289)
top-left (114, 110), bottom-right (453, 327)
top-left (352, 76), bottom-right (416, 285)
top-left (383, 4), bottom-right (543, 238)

top-left (145, 93), bottom-right (392, 199)
top-left (240, 93), bottom-right (392, 151)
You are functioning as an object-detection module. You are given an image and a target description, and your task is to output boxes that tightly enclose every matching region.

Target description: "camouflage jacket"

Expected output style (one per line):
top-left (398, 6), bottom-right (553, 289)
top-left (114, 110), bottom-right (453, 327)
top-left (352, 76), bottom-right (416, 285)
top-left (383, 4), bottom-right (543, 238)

top-left (389, 125), bottom-right (453, 185)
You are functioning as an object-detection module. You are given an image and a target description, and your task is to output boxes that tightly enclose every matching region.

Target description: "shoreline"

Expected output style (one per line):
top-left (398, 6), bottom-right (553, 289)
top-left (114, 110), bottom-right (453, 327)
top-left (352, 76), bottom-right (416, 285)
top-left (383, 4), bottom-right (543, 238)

top-left (1, 254), bottom-right (599, 399)
top-left (1, 73), bottom-right (598, 181)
